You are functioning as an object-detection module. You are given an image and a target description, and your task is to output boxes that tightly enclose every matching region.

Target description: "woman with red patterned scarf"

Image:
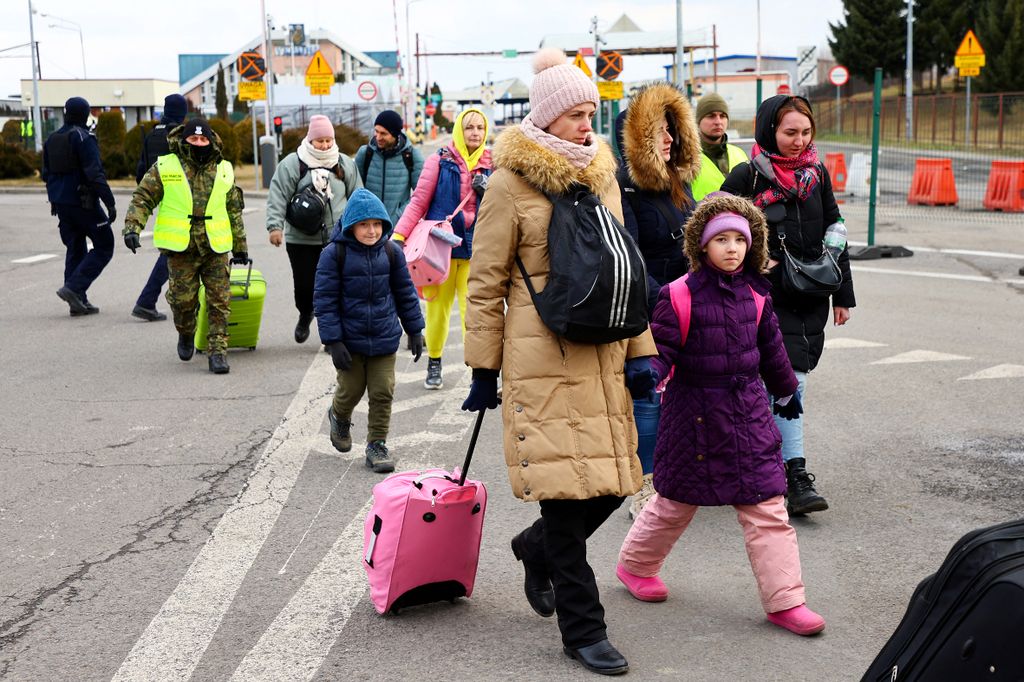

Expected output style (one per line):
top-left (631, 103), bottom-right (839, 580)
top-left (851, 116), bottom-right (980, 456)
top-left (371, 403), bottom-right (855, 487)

top-left (721, 95), bottom-right (856, 518)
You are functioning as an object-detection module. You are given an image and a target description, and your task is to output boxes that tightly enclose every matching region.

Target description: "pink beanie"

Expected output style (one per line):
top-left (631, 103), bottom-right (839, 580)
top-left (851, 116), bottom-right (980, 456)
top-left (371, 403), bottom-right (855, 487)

top-left (700, 211), bottom-right (751, 247)
top-left (306, 115), bottom-right (335, 141)
top-left (528, 48), bottom-right (600, 129)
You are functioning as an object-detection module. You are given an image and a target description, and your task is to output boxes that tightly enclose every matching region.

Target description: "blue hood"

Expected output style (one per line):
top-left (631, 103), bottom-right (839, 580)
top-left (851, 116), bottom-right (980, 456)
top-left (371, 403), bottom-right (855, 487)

top-left (333, 187), bottom-right (394, 245)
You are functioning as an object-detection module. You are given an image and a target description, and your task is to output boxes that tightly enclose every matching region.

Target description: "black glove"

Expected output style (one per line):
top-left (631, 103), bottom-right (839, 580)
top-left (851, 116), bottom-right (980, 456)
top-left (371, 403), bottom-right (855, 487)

top-left (231, 251), bottom-right (249, 265)
top-left (624, 357), bottom-right (659, 399)
top-left (329, 342), bottom-right (352, 371)
top-left (407, 333), bottom-right (424, 362)
top-left (105, 204), bottom-right (116, 225)
top-left (461, 368), bottom-right (500, 412)
top-left (773, 392), bottom-right (804, 421)
top-left (124, 232), bottom-right (140, 253)
top-left (471, 173), bottom-right (489, 197)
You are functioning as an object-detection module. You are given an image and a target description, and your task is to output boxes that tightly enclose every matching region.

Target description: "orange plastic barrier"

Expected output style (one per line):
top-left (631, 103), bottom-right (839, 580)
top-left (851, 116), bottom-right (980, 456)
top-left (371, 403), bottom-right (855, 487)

top-left (983, 160), bottom-right (1024, 213)
top-left (907, 158), bottom-right (958, 206)
top-left (824, 152), bottom-right (847, 193)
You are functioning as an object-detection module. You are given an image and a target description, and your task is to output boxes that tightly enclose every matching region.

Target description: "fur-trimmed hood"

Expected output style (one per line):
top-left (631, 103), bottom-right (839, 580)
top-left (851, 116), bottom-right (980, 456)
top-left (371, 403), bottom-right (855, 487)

top-left (684, 194), bottom-right (769, 273)
top-left (622, 82), bottom-right (702, 192)
top-left (491, 126), bottom-right (618, 196)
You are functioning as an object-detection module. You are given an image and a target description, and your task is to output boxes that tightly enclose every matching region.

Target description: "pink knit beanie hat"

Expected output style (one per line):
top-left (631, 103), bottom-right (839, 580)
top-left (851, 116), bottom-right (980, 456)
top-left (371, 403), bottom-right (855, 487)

top-left (306, 115), bottom-right (335, 141)
top-left (700, 211), bottom-right (752, 247)
top-left (528, 48), bottom-right (600, 129)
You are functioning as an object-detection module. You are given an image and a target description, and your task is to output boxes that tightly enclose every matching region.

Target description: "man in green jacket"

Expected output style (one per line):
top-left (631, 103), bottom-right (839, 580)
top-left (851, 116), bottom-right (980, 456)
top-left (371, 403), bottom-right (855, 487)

top-left (123, 118), bottom-right (248, 374)
top-left (691, 93), bottom-right (748, 201)
top-left (354, 110), bottom-right (424, 226)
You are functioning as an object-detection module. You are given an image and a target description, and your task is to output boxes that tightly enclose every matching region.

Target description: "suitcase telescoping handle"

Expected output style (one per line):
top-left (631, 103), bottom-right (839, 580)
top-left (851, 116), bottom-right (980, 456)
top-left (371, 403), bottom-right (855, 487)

top-left (229, 258), bottom-right (254, 300)
top-left (457, 408), bottom-right (487, 486)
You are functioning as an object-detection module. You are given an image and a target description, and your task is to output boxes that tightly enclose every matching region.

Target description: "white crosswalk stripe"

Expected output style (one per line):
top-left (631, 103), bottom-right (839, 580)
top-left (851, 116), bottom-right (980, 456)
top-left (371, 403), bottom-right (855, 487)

top-left (958, 364), bottom-right (1024, 381)
top-left (871, 350), bottom-right (971, 365)
top-left (824, 337), bottom-right (888, 349)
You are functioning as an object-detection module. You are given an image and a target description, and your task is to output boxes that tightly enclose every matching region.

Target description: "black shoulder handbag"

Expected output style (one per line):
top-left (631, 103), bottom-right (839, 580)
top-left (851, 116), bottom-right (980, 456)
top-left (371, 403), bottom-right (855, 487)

top-left (286, 161), bottom-right (337, 235)
top-left (773, 210), bottom-right (842, 298)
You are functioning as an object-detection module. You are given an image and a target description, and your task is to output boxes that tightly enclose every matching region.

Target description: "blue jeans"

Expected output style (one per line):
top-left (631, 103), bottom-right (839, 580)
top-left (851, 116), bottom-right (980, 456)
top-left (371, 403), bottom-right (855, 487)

top-left (136, 253), bottom-right (169, 309)
top-left (56, 204), bottom-right (114, 296)
top-left (771, 370), bottom-right (807, 463)
top-left (632, 392), bottom-right (661, 475)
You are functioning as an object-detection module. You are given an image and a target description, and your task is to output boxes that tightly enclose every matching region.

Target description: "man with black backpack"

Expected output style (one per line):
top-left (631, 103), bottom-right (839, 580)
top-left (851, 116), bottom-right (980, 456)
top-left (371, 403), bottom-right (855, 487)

top-left (129, 94), bottom-right (188, 321)
top-left (354, 110), bottom-right (423, 226)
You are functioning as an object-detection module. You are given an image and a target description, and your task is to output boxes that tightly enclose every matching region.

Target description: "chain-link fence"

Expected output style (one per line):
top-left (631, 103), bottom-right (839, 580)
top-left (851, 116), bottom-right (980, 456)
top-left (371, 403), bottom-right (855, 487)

top-left (812, 92), bottom-right (1024, 224)
top-left (250, 102), bottom-right (398, 137)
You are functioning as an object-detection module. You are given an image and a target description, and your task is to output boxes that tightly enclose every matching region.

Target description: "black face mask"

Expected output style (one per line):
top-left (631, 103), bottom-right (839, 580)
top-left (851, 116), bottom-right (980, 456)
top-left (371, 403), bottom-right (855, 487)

top-left (188, 142), bottom-right (213, 164)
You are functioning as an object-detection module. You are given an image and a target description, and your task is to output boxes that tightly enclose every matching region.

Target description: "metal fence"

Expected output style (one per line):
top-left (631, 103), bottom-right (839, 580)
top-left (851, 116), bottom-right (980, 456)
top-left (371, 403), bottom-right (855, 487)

top-left (250, 102), bottom-right (396, 137)
top-left (811, 92), bottom-right (1024, 224)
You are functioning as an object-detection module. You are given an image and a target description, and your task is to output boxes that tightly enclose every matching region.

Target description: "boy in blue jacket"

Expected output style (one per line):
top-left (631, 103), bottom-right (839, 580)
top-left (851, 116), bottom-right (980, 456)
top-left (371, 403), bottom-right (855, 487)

top-left (314, 188), bottom-right (425, 472)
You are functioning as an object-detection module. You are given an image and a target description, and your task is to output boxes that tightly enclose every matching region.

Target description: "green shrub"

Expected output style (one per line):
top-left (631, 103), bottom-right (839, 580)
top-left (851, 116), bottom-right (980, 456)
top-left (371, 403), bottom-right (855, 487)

top-left (334, 122), bottom-right (367, 156)
top-left (208, 118), bottom-right (238, 165)
top-left (125, 120), bottom-right (158, 171)
top-left (0, 142), bottom-right (36, 178)
top-left (2, 120), bottom-right (22, 145)
top-left (233, 116), bottom-right (266, 163)
top-left (95, 111), bottom-right (128, 178)
top-left (281, 128), bottom-right (304, 157)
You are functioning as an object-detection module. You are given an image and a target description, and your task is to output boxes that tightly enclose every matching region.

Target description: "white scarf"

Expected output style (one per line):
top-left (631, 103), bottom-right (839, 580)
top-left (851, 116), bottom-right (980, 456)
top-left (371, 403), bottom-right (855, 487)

top-left (297, 138), bottom-right (340, 199)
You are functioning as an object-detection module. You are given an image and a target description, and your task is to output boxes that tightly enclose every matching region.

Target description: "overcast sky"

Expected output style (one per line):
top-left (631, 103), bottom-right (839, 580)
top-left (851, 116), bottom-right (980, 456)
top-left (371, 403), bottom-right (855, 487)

top-left (1, 0), bottom-right (844, 99)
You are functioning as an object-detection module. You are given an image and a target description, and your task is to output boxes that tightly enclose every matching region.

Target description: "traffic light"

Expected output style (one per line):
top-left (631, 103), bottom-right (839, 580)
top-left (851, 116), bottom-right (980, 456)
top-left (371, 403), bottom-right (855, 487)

top-left (273, 116), bottom-right (283, 134)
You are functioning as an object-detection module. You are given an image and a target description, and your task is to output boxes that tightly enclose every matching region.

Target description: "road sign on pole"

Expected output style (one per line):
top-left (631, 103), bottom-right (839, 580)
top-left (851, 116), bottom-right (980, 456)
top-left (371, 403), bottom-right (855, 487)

top-left (237, 52), bottom-right (266, 81)
top-left (828, 65), bottom-right (850, 87)
top-left (357, 81), bottom-right (378, 101)
top-left (305, 49), bottom-right (334, 96)
top-left (238, 81), bottom-right (266, 101)
top-left (596, 51), bottom-right (623, 81)
top-left (572, 53), bottom-right (592, 78)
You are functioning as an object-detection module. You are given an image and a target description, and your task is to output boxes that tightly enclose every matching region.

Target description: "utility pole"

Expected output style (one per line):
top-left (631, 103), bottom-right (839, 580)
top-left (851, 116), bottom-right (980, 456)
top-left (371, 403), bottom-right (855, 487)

top-left (27, 0), bottom-right (43, 151)
top-left (675, 0), bottom-right (685, 89)
top-left (905, 0), bottom-right (913, 141)
top-left (260, 0), bottom-right (271, 134)
top-left (590, 16), bottom-right (604, 136)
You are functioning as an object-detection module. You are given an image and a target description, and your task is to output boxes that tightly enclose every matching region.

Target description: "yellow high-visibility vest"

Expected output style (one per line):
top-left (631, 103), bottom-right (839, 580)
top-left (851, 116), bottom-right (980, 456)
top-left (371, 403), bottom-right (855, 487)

top-left (153, 154), bottom-right (234, 253)
top-left (692, 144), bottom-right (748, 201)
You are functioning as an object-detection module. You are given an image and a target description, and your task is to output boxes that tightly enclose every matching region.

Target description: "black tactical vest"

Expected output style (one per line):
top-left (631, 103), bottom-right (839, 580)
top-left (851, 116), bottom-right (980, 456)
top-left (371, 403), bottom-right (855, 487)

top-left (46, 129), bottom-right (79, 174)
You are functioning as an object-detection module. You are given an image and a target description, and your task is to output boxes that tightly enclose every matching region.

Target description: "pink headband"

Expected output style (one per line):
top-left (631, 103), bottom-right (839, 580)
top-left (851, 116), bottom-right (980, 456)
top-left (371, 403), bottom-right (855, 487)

top-left (700, 211), bottom-right (751, 247)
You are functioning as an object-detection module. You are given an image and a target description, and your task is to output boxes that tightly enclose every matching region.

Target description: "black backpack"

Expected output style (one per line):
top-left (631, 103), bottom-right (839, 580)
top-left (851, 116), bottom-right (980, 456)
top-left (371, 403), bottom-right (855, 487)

top-left (515, 187), bottom-right (649, 344)
top-left (286, 160), bottom-right (341, 235)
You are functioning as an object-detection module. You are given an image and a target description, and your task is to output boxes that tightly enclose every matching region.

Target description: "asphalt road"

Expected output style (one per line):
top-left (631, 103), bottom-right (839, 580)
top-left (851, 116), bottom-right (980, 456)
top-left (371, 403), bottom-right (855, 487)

top-left (2, 190), bottom-right (1023, 681)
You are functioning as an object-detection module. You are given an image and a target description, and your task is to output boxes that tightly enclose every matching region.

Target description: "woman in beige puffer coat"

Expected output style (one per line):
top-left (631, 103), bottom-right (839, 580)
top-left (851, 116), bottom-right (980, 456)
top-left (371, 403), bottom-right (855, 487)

top-left (461, 48), bottom-right (657, 676)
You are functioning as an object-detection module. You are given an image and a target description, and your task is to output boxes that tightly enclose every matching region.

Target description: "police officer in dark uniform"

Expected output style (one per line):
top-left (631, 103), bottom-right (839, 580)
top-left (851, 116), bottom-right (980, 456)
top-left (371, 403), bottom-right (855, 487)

top-left (42, 96), bottom-right (116, 316)
top-left (130, 93), bottom-right (188, 322)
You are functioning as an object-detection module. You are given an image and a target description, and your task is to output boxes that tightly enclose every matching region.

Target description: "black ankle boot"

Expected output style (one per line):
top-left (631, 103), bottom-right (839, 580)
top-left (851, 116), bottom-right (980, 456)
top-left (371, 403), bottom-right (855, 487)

top-left (294, 313), bottom-right (313, 343)
top-left (785, 457), bottom-right (828, 516)
top-left (177, 333), bottom-right (195, 361)
top-left (510, 531), bottom-right (555, 617)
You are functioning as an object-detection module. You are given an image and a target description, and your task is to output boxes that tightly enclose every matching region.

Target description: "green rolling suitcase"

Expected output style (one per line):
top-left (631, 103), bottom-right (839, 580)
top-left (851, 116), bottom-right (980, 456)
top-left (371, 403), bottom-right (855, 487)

top-left (195, 260), bottom-right (266, 351)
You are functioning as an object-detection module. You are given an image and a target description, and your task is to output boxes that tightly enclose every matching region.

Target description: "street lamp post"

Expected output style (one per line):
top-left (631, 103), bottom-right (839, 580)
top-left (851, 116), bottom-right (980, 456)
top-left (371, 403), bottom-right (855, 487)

top-left (26, 0), bottom-right (43, 152)
top-left (34, 9), bottom-right (86, 79)
top-left (405, 0), bottom-right (426, 131)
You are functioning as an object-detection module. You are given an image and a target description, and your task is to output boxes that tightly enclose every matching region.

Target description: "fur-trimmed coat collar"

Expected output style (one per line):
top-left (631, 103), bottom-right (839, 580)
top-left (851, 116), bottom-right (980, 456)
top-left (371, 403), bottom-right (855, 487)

top-left (622, 82), bottom-right (702, 192)
top-left (492, 126), bottom-right (618, 196)
top-left (684, 194), bottom-right (769, 273)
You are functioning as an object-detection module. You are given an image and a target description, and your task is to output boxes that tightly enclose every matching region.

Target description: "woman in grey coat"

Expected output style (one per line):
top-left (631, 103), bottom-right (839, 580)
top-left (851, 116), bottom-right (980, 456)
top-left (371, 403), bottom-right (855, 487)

top-left (266, 115), bottom-right (361, 343)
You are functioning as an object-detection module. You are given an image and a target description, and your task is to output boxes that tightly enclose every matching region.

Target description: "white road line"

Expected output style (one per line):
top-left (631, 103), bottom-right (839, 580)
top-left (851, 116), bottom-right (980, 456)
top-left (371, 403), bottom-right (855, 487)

top-left (230, 370), bottom-right (479, 681)
top-left (848, 241), bottom-right (1024, 261)
top-left (278, 459), bottom-right (354, 575)
top-left (871, 350), bottom-right (972, 365)
top-left (112, 353), bottom-right (336, 682)
top-left (958, 364), bottom-right (1024, 381)
top-left (11, 254), bottom-right (58, 264)
top-left (823, 338), bottom-right (888, 349)
top-left (852, 264), bottom-right (1024, 285)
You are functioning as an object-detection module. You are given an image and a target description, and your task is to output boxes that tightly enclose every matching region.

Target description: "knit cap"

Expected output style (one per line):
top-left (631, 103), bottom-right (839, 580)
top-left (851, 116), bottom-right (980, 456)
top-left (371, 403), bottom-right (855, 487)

top-left (696, 92), bottom-right (729, 122)
top-left (306, 114), bottom-right (335, 141)
top-left (374, 110), bottom-right (404, 139)
top-left (700, 211), bottom-right (751, 248)
top-left (163, 94), bottom-right (187, 124)
top-left (528, 48), bottom-right (600, 129)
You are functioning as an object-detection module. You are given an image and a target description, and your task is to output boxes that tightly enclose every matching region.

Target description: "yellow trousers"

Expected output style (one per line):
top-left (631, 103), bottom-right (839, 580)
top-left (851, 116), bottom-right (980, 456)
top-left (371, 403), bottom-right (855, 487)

top-left (421, 257), bottom-right (470, 359)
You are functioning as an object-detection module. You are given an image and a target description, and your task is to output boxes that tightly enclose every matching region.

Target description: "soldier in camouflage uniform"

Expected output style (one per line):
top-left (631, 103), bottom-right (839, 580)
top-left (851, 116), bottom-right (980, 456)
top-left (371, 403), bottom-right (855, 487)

top-left (123, 118), bottom-right (247, 374)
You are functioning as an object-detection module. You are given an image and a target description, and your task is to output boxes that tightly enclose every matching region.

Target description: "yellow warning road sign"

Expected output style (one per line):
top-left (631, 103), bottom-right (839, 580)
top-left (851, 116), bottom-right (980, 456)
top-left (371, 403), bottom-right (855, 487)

top-left (958, 66), bottom-right (980, 77)
top-left (238, 81), bottom-right (266, 101)
top-left (573, 53), bottom-right (592, 78)
top-left (597, 81), bottom-right (624, 100)
top-left (305, 50), bottom-right (334, 77)
top-left (954, 30), bottom-right (985, 69)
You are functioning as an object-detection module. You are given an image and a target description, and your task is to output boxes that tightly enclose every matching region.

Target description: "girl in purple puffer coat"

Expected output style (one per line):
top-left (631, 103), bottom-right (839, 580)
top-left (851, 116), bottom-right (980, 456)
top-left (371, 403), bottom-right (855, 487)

top-left (615, 193), bottom-right (826, 637)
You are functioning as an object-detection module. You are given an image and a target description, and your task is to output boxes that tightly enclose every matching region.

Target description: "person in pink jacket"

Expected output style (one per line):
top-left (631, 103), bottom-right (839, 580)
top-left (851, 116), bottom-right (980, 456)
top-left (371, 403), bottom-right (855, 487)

top-left (393, 108), bottom-right (493, 390)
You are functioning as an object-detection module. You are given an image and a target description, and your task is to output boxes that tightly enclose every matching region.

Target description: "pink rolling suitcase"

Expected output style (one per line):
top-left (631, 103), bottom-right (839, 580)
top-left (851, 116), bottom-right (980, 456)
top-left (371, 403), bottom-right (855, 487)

top-left (363, 409), bottom-right (488, 614)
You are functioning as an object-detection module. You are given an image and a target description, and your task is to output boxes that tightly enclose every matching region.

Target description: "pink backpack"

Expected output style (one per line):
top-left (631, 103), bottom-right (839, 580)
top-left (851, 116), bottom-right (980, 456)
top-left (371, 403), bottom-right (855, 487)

top-left (403, 193), bottom-right (472, 293)
top-left (659, 274), bottom-right (766, 389)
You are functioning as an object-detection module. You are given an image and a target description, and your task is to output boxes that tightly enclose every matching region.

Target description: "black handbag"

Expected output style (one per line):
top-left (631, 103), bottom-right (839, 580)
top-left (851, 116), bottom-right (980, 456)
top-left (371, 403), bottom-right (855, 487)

top-left (775, 217), bottom-right (841, 298)
top-left (286, 184), bottom-right (328, 235)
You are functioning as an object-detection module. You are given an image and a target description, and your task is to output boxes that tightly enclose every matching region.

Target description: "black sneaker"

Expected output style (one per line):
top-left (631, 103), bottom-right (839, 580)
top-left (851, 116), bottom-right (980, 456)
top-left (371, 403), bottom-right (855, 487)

top-left (327, 407), bottom-right (352, 453)
top-left (57, 286), bottom-right (89, 315)
top-left (132, 304), bottom-right (167, 321)
top-left (294, 313), bottom-right (313, 343)
top-left (208, 353), bottom-right (230, 374)
top-left (177, 333), bottom-right (195, 361)
top-left (785, 458), bottom-right (829, 516)
top-left (424, 357), bottom-right (443, 390)
top-left (365, 440), bottom-right (395, 473)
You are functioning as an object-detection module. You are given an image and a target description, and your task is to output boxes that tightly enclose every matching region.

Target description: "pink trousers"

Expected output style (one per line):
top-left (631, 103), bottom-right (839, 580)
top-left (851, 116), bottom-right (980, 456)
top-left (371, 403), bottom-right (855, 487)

top-left (618, 493), bottom-right (805, 613)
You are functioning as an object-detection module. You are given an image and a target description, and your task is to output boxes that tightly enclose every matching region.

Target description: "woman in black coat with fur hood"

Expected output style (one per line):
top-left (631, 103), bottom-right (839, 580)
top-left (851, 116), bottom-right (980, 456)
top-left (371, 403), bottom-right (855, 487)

top-left (615, 82), bottom-right (702, 521)
top-left (721, 94), bottom-right (856, 517)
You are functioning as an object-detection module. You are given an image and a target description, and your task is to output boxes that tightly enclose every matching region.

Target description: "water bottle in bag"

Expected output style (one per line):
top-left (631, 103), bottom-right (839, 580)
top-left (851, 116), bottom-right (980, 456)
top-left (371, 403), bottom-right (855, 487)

top-left (823, 218), bottom-right (847, 261)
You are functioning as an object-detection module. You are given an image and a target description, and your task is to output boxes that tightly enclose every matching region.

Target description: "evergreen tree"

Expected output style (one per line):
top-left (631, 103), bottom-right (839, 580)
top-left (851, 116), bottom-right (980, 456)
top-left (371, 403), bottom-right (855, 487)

top-left (976, 0), bottom-right (1024, 93)
top-left (829, 0), bottom-right (908, 82)
top-left (215, 64), bottom-right (228, 120)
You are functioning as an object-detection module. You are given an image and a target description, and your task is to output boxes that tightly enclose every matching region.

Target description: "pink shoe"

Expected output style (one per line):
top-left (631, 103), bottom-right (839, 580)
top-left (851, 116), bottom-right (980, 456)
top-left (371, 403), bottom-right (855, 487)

top-left (616, 563), bottom-right (668, 602)
top-left (767, 604), bottom-right (826, 636)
